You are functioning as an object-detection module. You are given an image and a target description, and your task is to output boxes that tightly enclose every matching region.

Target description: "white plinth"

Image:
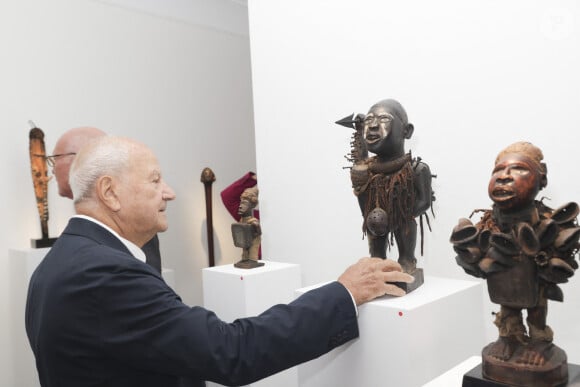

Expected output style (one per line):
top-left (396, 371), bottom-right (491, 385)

top-left (297, 276), bottom-right (486, 387)
top-left (9, 248), bottom-right (49, 387)
top-left (423, 356), bottom-right (482, 387)
top-left (202, 260), bottom-right (301, 387)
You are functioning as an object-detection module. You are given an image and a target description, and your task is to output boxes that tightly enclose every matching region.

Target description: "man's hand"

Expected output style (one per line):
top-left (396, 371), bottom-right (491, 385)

top-left (338, 257), bottom-right (414, 305)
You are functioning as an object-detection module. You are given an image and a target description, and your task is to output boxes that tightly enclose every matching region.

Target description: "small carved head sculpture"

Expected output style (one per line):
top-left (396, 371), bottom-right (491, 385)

top-left (488, 141), bottom-right (547, 213)
top-left (238, 186), bottom-right (259, 217)
top-left (362, 99), bottom-right (414, 157)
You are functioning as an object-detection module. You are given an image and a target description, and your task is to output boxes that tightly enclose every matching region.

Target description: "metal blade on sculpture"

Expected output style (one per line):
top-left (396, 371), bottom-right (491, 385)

top-left (335, 113), bottom-right (356, 129)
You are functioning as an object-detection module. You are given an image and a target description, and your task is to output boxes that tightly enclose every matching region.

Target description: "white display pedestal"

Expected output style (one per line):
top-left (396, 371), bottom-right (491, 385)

top-left (202, 260), bottom-right (301, 387)
top-left (8, 247), bottom-right (175, 387)
top-left (297, 276), bottom-right (485, 387)
top-left (9, 248), bottom-right (48, 387)
top-left (423, 356), bottom-right (482, 386)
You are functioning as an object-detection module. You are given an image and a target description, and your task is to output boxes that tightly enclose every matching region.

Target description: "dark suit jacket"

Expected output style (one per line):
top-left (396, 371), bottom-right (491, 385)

top-left (25, 218), bottom-right (359, 387)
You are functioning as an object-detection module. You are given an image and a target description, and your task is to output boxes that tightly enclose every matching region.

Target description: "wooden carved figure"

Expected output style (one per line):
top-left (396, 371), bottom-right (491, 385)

top-left (338, 99), bottom-right (434, 293)
top-left (451, 141), bottom-right (579, 386)
top-left (29, 123), bottom-right (57, 248)
top-left (233, 187), bottom-right (264, 269)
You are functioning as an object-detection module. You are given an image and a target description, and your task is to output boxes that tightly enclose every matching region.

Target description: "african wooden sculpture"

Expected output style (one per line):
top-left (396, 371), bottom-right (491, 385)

top-left (28, 122), bottom-right (57, 248)
top-left (233, 186), bottom-right (264, 269)
top-left (451, 141), bottom-right (579, 386)
top-left (337, 99), bottom-right (434, 292)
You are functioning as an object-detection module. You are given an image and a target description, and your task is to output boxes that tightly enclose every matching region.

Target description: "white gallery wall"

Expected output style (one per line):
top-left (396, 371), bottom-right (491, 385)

top-left (0, 0), bottom-right (255, 385)
top-left (249, 0), bottom-right (580, 368)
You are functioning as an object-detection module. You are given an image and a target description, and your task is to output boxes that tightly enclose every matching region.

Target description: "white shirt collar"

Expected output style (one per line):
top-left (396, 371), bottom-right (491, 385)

top-left (73, 215), bottom-right (146, 263)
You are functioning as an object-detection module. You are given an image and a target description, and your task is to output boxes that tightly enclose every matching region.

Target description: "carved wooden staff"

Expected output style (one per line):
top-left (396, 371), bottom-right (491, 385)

top-left (200, 167), bottom-right (216, 266)
top-left (28, 121), bottom-right (57, 248)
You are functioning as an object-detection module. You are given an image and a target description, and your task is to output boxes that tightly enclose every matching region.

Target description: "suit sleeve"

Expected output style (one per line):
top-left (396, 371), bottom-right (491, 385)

top-left (97, 265), bottom-right (358, 386)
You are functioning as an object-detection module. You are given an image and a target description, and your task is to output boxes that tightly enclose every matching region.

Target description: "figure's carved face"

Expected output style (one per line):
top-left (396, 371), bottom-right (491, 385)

top-left (363, 111), bottom-right (393, 144)
top-left (238, 198), bottom-right (253, 216)
top-left (488, 153), bottom-right (543, 212)
top-left (362, 103), bottom-right (409, 157)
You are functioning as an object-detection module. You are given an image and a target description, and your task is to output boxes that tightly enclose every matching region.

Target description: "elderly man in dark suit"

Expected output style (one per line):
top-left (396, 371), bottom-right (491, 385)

top-left (49, 126), bottom-right (162, 273)
top-left (26, 136), bottom-right (413, 387)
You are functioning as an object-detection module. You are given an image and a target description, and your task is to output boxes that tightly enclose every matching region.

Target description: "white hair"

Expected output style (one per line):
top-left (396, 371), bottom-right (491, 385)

top-left (69, 136), bottom-right (131, 204)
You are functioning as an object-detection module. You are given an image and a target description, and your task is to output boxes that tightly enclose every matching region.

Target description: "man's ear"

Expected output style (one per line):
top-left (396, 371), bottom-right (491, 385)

top-left (404, 123), bottom-right (414, 139)
top-left (96, 175), bottom-right (121, 212)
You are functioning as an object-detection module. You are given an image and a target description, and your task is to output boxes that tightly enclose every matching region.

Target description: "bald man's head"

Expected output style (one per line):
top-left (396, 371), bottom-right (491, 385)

top-left (52, 127), bottom-right (106, 199)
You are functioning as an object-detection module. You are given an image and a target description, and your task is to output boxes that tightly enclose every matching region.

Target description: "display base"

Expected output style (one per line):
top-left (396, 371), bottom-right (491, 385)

top-left (30, 237), bottom-right (57, 248)
top-left (234, 259), bottom-right (265, 269)
top-left (463, 362), bottom-right (580, 387)
top-left (395, 267), bottom-right (424, 293)
top-left (203, 261), bottom-right (301, 387)
top-left (9, 248), bottom-right (50, 387)
top-left (481, 340), bottom-right (568, 387)
top-left (298, 276), bottom-right (485, 387)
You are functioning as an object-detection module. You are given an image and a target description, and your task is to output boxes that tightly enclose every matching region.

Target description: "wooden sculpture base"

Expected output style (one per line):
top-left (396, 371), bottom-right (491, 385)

top-left (393, 267), bottom-right (424, 293)
top-left (463, 362), bottom-right (580, 387)
top-left (462, 340), bottom-right (578, 387)
top-left (234, 259), bottom-right (265, 269)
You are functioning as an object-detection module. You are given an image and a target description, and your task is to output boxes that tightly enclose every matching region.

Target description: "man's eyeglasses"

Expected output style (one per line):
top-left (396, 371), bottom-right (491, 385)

top-left (34, 153), bottom-right (77, 168)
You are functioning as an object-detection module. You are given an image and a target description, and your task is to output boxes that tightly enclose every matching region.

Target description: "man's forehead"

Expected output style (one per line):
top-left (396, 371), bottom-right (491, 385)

top-left (129, 151), bottom-right (160, 173)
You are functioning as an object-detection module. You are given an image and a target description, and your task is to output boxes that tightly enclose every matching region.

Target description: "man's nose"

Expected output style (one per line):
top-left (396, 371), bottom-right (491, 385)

top-left (162, 183), bottom-right (176, 201)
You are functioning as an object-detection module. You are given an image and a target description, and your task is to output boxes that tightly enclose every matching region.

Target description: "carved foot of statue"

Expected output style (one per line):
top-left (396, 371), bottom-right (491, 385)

top-left (482, 340), bottom-right (568, 387)
top-left (514, 340), bottom-right (555, 367)
top-left (486, 336), bottom-right (523, 361)
top-left (397, 256), bottom-right (417, 273)
top-left (234, 259), bottom-right (265, 269)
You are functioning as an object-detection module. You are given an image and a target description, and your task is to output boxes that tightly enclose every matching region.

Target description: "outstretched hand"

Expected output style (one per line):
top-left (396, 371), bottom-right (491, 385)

top-left (338, 257), bottom-right (414, 305)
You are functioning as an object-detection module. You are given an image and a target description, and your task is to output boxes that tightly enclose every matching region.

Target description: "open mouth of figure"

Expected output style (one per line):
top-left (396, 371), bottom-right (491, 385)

top-left (491, 188), bottom-right (515, 201)
top-left (366, 134), bottom-right (381, 143)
